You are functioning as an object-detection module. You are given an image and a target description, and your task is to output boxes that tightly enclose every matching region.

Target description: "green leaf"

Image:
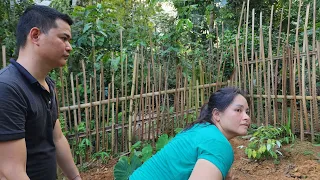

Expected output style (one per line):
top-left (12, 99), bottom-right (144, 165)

top-left (267, 144), bottom-right (271, 151)
top-left (174, 128), bottom-right (183, 134)
top-left (252, 150), bottom-right (257, 158)
top-left (156, 134), bottom-right (169, 152)
top-left (141, 144), bottom-right (153, 162)
top-left (114, 155), bottom-right (142, 180)
top-left (131, 141), bottom-right (141, 151)
top-left (276, 140), bottom-right (281, 148)
top-left (248, 149), bottom-right (252, 158)
top-left (83, 23), bottom-right (92, 33)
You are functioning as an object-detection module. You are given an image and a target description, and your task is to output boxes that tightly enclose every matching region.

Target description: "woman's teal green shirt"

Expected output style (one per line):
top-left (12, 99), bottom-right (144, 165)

top-left (129, 123), bottom-right (234, 180)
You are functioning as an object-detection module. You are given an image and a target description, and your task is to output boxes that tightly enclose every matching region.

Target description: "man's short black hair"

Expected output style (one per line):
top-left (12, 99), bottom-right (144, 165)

top-left (16, 5), bottom-right (73, 50)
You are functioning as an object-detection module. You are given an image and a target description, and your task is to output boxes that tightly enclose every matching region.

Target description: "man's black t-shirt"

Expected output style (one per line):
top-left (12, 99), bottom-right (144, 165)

top-left (0, 59), bottom-right (58, 180)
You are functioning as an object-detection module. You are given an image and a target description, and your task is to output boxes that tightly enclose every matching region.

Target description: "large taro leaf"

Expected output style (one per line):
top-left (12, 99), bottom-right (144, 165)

top-left (156, 134), bottom-right (169, 152)
top-left (114, 155), bottom-right (142, 180)
top-left (141, 144), bottom-right (153, 162)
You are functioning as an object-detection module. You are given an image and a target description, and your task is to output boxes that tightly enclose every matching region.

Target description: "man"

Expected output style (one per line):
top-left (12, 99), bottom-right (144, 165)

top-left (0, 5), bottom-right (81, 180)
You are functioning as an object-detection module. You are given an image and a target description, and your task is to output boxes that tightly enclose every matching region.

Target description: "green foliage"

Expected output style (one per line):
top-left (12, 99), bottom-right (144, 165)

top-left (245, 120), bottom-right (295, 160)
top-left (93, 151), bottom-right (110, 164)
top-left (114, 155), bottom-right (142, 180)
top-left (114, 133), bottom-right (173, 179)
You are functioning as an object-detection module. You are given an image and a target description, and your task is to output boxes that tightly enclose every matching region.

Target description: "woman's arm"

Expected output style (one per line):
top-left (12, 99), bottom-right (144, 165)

top-left (189, 159), bottom-right (223, 180)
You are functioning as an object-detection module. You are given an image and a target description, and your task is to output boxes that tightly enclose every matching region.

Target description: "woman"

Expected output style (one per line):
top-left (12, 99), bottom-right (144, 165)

top-left (130, 87), bottom-right (251, 180)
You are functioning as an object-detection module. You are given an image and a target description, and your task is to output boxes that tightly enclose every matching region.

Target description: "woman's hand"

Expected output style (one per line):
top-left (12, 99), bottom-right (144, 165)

top-left (225, 170), bottom-right (234, 180)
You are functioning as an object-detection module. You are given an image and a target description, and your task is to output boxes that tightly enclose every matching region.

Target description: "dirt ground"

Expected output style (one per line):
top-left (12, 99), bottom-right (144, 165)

top-left (80, 138), bottom-right (320, 180)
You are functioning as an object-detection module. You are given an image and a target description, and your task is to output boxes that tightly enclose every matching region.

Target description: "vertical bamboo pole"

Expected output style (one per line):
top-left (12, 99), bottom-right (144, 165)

top-left (88, 78), bottom-right (93, 153)
top-left (260, 12), bottom-right (268, 126)
top-left (106, 83), bottom-right (111, 151)
top-left (70, 73), bottom-right (78, 128)
top-left (115, 91), bottom-right (119, 153)
top-left (277, 8), bottom-right (284, 56)
top-left (236, 2), bottom-right (245, 89)
top-left (81, 61), bottom-right (89, 141)
top-left (295, 0), bottom-right (302, 137)
top-left (245, 0), bottom-right (250, 91)
top-left (286, 0), bottom-right (292, 44)
top-left (256, 52), bottom-right (261, 126)
top-left (65, 77), bottom-right (73, 155)
top-left (268, 5), bottom-right (274, 125)
top-left (295, 42), bottom-right (304, 140)
top-left (302, 4), bottom-right (311, 134)
top-left (281, 47), bottom-right (287, 126)
top-left (111, 69), bottom-right (115, 153)
top-left (124, 56), bottom-right (128, 151)
top-left (120, 29), bottom-right (125, 152)
top-left (288, 48), bottom-right (294, 130)
top-left (100, 62), bottom-right (106, 151)
top-left (128, 53), bottom-right (137, 149)
top-left (75, 75), bottom-right (82, 165)
top-left (250, 8), bottom-right (255, 123)
top-left (156, 65), bottom-right (161, 137)
top-left (2, 46), bottom-right (6, 68)
top-left (151, 85), bottom-right (155, 146)
top-left (59, 68), bottom-right (67, 132)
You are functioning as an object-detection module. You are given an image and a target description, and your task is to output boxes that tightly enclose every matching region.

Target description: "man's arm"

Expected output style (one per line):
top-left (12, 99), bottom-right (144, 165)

top-left (53, 119), bottom-right (81, 180)
top-left (0, 139), bottom-right (30, 180)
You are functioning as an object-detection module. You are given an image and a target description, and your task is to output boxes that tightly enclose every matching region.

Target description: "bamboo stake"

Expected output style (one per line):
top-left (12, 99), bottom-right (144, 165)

top-left (281, 47), bottom-right (287, 126)
top-left (75, 75), bottom-right (82, 165)
top-left (120, 29), bottom-right (125, 152)
top-left (89, 78), bottom-right (93, 153)
top-left (100, 62), bottom-right (106, 151)
top-left (296, 42), bottom-right (304, 140)
top-left (81, 61), bottom-right (89, 140)
top-left (286, 0), bottom-right (292, 44)
top-left (65, 78), bottom-right (72, 148)
top-left (2, 46), bottom-right (6, 68)
top-left (302, 4), bottom-right (311, 133)
top-left (124, 55), bottom-right (128, 151)
top-left (317, 41), bottom-right (320, 132)
top-left (115, 91), bottom-right (119, 153)
top-left (182, 76), bottom-right (187, 127)
top-left (277, 8), bottom-right (284, 56)
top-left (250, 9), bottom-right (255, 122)
top-left (268, 5), bottom-right (274, 125)
top-left (111, 69), bottom-right (115, 153)
top-left (292, 46), bottom-right (298, 134)
top-left (236, 2), bottom-right (245, 89)
top-left (106, 83), bottom-right (111, 151)
top-left (256, 52), bottom-right (262, 126)
top-left (98, 72), bottom-right (102, 150)
top-left (260, 12), bottom-right (268, 126)
top-left (295, 0), bottom-right (302, 47)
top-left (174, 66), bottom-right (180, 127)
top-left (151, 85), bottom-right (155, 146)
top-left (70, 72), bottom-right (78, 128)
top-left (245, 0), bottom-right (250, 91)
top-left (128, 52), bottom-right (137, 149)
top-left (156, 65), bottom-right (161, 137)
top-left (59, 67), bottom-right (67, 132)
top-left (288, 48), bottom-right (294, 130)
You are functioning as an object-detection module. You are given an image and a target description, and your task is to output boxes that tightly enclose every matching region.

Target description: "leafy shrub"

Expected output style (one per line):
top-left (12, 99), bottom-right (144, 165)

top-left (114, 133), bottom-right (173, 180)
top-left (245, 119), bottom-right (295, 160)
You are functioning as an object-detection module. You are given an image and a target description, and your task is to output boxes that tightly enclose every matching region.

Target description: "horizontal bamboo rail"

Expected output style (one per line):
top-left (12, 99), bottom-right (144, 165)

top-left (59, 82), bottom-right (227, 112)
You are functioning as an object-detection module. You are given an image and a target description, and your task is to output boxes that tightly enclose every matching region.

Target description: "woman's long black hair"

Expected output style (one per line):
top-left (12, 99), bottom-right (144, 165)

top-left (184, 87), bottom-right (249, 130)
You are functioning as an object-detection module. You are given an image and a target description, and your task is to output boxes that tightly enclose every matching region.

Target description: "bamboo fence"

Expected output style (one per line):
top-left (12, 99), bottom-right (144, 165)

top-left (0, 0), bottom-right (319, 165)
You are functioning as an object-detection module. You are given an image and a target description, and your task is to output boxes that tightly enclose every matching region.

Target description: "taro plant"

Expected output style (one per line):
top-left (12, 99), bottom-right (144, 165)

top-left (245, 118), bottom-right (295, 160)
top-left (114, 133), bottom-right (173, 180)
